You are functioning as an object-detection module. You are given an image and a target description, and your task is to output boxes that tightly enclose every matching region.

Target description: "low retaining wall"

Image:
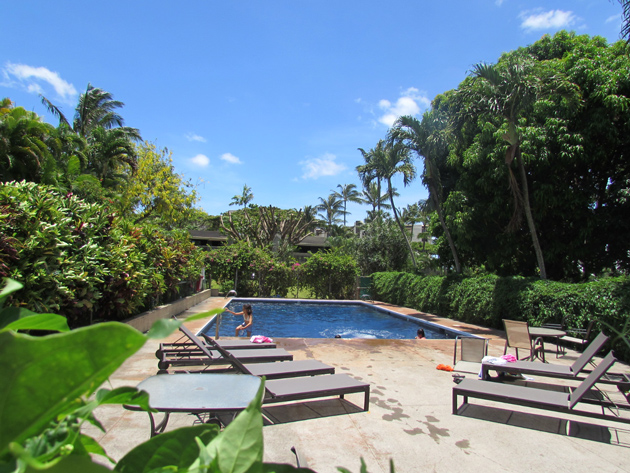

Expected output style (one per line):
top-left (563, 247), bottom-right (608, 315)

top-left (124, 289), bottom-right (212, 333)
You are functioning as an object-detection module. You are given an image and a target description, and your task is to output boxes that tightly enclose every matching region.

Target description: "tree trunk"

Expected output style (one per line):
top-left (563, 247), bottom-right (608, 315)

top-left (388, 179), bottom-right (417, 269)
top-left (516, 153), bottom-right (547, 279)
top-left (430, 188), bottom-right (461, 274)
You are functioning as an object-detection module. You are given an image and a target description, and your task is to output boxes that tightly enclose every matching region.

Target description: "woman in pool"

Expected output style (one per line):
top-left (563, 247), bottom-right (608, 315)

top-left (225, 303), bottom-right (253, 337)
top-left (415, 328), bottom-right (426, 340)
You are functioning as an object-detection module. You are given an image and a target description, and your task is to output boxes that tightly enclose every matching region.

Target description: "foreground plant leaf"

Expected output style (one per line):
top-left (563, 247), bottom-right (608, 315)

top-left (190, 378), bottom-right (265, 473)
top-left (0, 323), bottom-right (146, 458)
top-left (0, 309), bottom-right (70, 333)
top-left (115, 424), bottom-right (219, 473)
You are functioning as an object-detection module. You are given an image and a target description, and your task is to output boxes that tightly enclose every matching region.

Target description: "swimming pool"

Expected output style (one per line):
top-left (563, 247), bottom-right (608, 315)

top-left (200, 298), bottom-right (474, 340)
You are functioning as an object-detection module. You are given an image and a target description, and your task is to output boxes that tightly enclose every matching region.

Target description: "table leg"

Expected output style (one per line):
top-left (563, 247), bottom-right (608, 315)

top-left (148, 411), bottom-right (171, 437)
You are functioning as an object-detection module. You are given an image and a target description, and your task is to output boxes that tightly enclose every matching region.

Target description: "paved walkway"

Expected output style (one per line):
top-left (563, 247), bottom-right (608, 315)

top-left (89, 298), bottom-right (630, 472)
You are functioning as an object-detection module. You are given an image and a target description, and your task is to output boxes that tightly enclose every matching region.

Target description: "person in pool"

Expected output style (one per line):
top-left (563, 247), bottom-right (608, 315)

top-left (224, 303), bottom-right (253, 337)
top-left (415, 328), bottom-right (426, 340)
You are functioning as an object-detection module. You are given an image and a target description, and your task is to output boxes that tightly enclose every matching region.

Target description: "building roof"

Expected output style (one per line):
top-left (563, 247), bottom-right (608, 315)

top-left (189, 230), bottom-right (228, 242)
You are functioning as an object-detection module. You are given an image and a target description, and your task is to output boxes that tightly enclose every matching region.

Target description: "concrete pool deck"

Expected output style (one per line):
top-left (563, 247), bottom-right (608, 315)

top-left (89, 297), bottom-right (630, 472)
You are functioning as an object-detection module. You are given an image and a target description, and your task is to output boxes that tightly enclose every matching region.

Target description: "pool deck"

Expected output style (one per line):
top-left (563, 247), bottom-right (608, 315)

top-left (89, 297), bottom-right (630, 472)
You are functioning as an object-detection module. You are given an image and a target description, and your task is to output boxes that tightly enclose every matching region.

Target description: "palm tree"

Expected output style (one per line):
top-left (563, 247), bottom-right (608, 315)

top-left (229, 184), bottom-right (254, 207)
top-left (401, 202), bottom-right (423, 243)
top-left (41, 84), bottom-right (141, 185)
top-left (357, 140), bottom-right (387, 214)
top-left (332, 183), bottom-right (364, 226)
top-left (358, 140), bottom-right (418, 268)
top-left (390, 113), bottom-right (462, 273)
top-left (619, 0), bottom-right (630, 42)
top-left (463, 57), bottom-right (549, 278)
top-left (316, 194), bottom-right (345, 231)
top-left (361, 181), bottom-right (392, 215)
top-left (0, 105), bottom-right (58, 183)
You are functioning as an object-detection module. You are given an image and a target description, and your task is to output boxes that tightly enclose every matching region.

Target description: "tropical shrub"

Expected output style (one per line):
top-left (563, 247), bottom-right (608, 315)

top-left (300, 248), bottom-right (359, 299)
top-left (206, 242), bottom-right (293, 297)
top-left (0, 181), bottom-right (204, 326)
top-left (354, 219), bottom-right (410, 275)
top-left (371, 271), bottom-right (630, 361)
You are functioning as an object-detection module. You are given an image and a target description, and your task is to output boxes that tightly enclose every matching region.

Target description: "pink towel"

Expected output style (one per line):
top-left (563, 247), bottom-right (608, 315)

top-left (250, 335), bottom-right (273, 344)
top-left (501, 354), bottom-right (517, 363)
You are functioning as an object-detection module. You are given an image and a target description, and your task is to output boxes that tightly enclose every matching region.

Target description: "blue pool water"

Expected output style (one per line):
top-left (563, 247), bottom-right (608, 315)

top-left (201, 299), bottom-right (469, 340)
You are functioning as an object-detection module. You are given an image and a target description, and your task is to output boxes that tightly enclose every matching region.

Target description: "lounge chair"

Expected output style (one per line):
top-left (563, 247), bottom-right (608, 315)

top-left (453, 336), bottom-right (489, 374)
top-left (453, 352), bottom-right (630, 425)
top-left (156, 326), bottom-right (293, 371)
top-left (480, 332), bottom-right (629, 388)
top-left (264, 373), bottom-right (370, 412)
top-left (160, 325), bottom-right (277, 352)
top-left (503, 319), bottom-right (545, 362)
top-left (202, 334), bottom-right (336, 380)
top-left (202, 335), bottom-right (370, 411)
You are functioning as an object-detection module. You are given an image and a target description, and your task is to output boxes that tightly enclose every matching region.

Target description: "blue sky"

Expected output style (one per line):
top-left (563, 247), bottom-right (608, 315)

top-left (1, 1), bottom-right (624, 224)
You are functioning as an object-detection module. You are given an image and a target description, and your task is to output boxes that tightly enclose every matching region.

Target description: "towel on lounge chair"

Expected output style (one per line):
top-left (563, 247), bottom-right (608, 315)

top-left (251, 335), bottom-right (274, 344)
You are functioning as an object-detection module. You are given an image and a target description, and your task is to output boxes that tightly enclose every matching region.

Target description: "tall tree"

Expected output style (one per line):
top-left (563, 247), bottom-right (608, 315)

top-left (118, 142), bottom-right (199, 228)
top-left (361, 181), bottom-right (392, 215)
top-left (229, 184), bottom-right (254, 208)
top-left (358, 140), bottom-right (418, 268)
top-left (460, 56), bottom-right (550, 278)
top-left (390, 113), bottom-right (462, 273)
top-left (332, 183), bottom-right (363, 226)
top-left (357, 140), bottom-right (387, 215)
top-left (619, 0), bottom-right (630, 42)
top-left (41, 84), bottom-right (141, 185)
top-left (316, 194), bottom-right (345, 231)
top-left (0, 104), bottom-right (58, 183)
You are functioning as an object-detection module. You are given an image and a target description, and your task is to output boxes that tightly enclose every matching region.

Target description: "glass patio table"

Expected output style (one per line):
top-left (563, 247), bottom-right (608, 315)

top-left (124, 373), bottom-right (261, 436)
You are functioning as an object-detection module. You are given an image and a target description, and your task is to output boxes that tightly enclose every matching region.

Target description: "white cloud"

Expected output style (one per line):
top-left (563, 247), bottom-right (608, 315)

top-left (606, 14), bottom-right (621, 24)
top-left (221, 152), bottom-right (242, 164)
top-left (3, 63), bottom-right (77, 102)
top-left (377, 87), bottom-right (430, 127)
top-left (186, 132), bottom-right (207, 143)
top-left (520, 10), bottom-right (576, 32)
top-left (191, 154), bottom-right (210, 166)
top-left (300, 153), bottom-right (346, 179)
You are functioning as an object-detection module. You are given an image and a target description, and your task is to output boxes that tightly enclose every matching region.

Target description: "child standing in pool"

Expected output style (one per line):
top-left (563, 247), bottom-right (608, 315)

top-left (224, 304), bottom-right (253, 337)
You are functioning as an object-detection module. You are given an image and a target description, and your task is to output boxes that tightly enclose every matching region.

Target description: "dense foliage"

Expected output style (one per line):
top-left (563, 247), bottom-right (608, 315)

top-left (300, 248), bottom-right (359, 299)
top-left (0, 181), bottom-right (204, 326)
top-left (206, 241), bottom-right (293, 298)
top-left (371, 271), bottom-right (630, 361)
top-left (354, 219), bottom-right (410, 274)
top-left (432, 32), bottom-right (630, 280)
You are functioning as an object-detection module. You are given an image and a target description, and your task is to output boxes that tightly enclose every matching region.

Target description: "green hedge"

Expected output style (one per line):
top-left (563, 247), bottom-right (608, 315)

top-left (371, 271), bottom-right (630, 362)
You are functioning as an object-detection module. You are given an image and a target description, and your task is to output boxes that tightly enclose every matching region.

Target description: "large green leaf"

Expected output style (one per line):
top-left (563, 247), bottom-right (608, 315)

top-left (0, 309), bottom-right (70, 333)
top-left (0, 323), bottom-right (146, 457)
top-left (22, 454), bottom-right (112, 473)
top-left (115, 424), bottom-right (219, 473)
top-left (190, 378), bottom-right (265, 473)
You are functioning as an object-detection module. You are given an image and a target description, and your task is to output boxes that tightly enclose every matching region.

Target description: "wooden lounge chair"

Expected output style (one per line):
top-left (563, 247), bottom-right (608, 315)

top-left (202, 334), bottom-right (336, 380)
top-left (453, 352), bottom-right (630, 425)
top-left (453, 336), bottom-right (489, 374)
top-left (479, 332), bottom-right (629, 390)
top-left (156, 326), bottom-right (292, 371)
